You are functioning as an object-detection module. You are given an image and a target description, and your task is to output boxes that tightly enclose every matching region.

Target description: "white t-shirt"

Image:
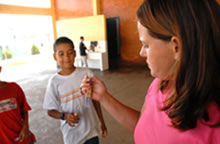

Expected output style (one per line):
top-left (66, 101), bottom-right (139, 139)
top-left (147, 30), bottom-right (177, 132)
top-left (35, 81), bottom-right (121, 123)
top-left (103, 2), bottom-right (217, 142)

top-left (43, 68), bottom-right (100, 144)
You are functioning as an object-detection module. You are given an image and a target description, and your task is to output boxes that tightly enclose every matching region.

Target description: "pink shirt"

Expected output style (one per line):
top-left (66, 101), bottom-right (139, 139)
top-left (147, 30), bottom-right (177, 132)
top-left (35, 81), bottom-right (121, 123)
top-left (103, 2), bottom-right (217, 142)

top-left (134, 78), bottom-right (220, 144)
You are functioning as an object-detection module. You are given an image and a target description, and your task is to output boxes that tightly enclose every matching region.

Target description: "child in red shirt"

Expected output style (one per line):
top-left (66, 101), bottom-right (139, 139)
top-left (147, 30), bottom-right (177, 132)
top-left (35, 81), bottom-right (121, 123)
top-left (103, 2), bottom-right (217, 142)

top-left (0, 66), bottom-right (36, 144)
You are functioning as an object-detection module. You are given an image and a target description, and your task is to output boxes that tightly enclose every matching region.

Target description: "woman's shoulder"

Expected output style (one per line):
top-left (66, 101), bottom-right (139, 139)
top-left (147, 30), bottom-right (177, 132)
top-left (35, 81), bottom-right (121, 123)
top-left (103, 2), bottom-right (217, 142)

top-left (145, 78), bottom-right (167, 104)
top-left (202, 102), bottom-right (220, 125)
top-left (151, 78), bottom-right (160, 85)
top-left (148, 78), bottom-right (161, 92)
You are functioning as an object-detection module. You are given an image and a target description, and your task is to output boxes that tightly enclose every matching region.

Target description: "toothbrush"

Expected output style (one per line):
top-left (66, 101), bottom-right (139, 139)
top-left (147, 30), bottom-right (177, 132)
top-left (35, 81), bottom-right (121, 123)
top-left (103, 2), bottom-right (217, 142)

top-left (87, 77), bottom-right (93, 105)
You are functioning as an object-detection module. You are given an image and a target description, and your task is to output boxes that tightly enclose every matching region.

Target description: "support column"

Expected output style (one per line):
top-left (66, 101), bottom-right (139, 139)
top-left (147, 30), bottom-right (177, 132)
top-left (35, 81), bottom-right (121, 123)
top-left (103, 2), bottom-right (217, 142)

top-left (51, 0), bottom-right (57, 40)
top-left (93, 0), bottom-right (101, 16)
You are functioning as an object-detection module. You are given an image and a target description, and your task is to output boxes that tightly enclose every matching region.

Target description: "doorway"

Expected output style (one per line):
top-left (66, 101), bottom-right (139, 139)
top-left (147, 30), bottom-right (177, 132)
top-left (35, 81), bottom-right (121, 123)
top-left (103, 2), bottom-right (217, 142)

top-left (106, 17), bottom-right (120, 69)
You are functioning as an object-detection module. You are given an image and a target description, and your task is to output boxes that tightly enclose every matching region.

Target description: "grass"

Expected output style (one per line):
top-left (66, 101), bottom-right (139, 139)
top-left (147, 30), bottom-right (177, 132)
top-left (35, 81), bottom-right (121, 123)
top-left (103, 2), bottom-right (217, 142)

top-left (7, 61), bottom-right (29, 67)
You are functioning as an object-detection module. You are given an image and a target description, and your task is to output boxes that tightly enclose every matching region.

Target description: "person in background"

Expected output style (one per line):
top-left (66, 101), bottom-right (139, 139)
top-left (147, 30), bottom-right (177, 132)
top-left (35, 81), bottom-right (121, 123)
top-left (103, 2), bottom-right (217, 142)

top-left (79, 36), bottom-right (88, 68)
top-left (43, 37), bottom-right (107, 144)
top-left (0, 66), bottom-right (36, 144)
top-left (80, 0), bottom-right (220, 143)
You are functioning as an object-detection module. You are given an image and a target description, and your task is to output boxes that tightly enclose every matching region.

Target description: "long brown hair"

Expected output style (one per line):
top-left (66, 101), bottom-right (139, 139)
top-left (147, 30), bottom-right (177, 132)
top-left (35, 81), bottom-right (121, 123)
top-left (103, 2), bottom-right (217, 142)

top-left (137, 0), bottom-right (220, 130)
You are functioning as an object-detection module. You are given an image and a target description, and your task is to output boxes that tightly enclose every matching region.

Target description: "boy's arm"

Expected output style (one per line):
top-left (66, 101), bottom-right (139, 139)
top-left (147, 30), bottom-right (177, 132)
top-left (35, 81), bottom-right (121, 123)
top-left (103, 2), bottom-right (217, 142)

top-left (19, 111), bottom-right (30, 142)
top-left (47, 109), bottom-right (63, 119)
top-left (92, 100), bottom-right (107, 137)
top-left (47, 110), bottom-right (80, 127)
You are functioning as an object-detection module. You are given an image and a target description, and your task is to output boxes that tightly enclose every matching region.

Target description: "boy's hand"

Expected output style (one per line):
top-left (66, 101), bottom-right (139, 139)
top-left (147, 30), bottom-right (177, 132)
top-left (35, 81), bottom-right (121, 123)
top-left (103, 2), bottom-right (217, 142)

top-left (100, 123), bottom-right (107, 137)
top-left (18, 125), bottom-right (30, 142)
top-left (65, 112), bottom-right (80, 127)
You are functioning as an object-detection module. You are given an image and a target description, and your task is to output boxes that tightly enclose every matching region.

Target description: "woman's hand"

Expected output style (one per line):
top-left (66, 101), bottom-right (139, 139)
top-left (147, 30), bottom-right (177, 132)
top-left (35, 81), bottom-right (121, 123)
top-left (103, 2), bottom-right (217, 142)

top-left (80, 75), bottom-right (108, 102)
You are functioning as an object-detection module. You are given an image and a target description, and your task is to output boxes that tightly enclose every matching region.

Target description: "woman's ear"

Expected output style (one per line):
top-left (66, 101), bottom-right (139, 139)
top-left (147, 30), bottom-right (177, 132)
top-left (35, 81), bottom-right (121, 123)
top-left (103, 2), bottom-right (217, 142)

top-left (171, 36), bottom-right (181, 60)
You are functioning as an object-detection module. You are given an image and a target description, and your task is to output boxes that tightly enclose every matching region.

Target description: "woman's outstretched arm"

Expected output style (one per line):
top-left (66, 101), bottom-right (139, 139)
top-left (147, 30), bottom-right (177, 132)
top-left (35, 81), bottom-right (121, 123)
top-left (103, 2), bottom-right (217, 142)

top-left (81, 75), bottom-right (140, 132)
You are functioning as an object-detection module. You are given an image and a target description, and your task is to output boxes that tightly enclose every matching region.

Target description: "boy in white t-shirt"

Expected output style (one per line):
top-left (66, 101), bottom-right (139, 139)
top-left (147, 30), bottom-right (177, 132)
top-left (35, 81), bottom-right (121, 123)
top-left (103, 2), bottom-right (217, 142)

top-left (43, 37), bottom-right (107, 144)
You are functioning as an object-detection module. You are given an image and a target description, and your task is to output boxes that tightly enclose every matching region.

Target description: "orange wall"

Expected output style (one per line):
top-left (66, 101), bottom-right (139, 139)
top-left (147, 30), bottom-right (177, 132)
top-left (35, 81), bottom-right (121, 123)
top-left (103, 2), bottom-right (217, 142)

top-left (55, 0), bottom-right (145, 63)
top-left (101, 0), bottom-right (143, 63)
top-left (55, 0), bottom-right (93, 20)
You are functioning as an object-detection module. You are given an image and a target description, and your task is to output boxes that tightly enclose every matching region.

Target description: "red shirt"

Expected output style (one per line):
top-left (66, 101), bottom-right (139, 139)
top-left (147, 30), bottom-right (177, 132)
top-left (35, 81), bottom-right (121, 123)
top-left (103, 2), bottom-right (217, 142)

top-left (0, 82), bottom-right (36, 144)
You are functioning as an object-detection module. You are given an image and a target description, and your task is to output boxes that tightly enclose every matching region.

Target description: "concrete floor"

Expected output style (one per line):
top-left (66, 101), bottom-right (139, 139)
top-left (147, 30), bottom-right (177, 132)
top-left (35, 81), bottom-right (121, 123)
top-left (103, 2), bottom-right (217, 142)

top-left (1, 59), bottom-right (154, 144)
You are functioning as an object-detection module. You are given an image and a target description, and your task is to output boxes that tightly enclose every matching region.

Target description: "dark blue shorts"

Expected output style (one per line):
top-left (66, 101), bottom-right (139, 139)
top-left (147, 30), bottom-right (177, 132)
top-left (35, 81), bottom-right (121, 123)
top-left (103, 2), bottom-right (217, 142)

top-left (84, 136), bottom-right (99, 144)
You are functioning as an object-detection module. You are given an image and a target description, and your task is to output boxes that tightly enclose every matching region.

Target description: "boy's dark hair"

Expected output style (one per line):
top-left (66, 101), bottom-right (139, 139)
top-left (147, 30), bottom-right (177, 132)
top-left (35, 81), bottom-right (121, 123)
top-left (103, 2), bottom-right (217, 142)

top-left (53, 37), bottom-right (75, 52)
top-left (80, 36), bottom-right (84, 40)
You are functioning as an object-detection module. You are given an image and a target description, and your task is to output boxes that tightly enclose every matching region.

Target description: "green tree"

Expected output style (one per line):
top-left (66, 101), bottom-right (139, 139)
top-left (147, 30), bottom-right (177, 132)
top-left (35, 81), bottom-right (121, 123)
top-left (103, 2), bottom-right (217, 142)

top-left (31, 44), bottom-right (40, 55)
top-left (2, 49), bottom-right (13, 60)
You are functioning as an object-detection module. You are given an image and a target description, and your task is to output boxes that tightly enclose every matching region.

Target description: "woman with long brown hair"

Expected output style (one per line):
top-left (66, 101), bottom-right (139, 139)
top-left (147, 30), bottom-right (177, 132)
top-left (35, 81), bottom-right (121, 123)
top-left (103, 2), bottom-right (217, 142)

top-left (81, 0), bottom-right (220, 143)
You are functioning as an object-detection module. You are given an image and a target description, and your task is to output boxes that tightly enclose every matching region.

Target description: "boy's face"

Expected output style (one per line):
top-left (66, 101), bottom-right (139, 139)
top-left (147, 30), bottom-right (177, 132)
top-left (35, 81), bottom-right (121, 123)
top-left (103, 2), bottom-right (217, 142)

top-left (53, 43), bottom-right (76, 70)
